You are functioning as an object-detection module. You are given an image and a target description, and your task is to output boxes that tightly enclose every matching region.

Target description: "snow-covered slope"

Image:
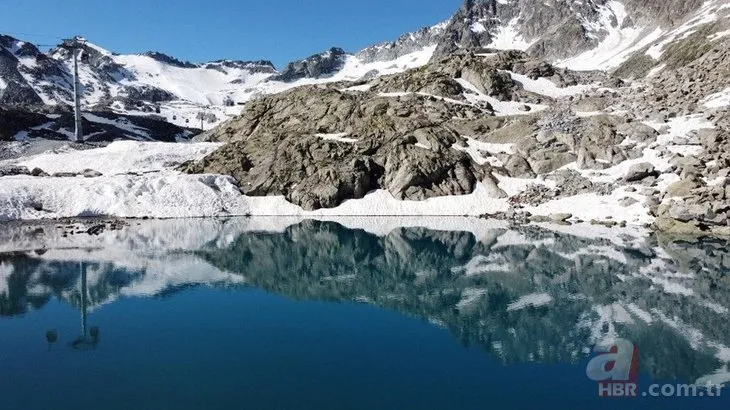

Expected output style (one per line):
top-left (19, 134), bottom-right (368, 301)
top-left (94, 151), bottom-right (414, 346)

top-left (432, 0), bottom-right (730, 72)
top-left (0, 32), bottom-right (442, 133)
top-left (4, 0), bottom-right (727, 139)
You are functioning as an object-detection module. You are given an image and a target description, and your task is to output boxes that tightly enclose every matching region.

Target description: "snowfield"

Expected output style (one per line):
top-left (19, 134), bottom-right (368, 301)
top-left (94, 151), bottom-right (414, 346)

top-left (0, 139), bottom-right (662, 225)
top-left (0, 141), bottom-right (512, 220)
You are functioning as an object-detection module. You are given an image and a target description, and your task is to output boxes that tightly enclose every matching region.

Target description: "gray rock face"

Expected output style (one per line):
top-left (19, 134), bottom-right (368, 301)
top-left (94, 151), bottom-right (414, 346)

top-left (0, 165), bottom-right (31, 177)
top-left (183, 50), bottom-right (644, 211)
top-left (356, 22), bottom-right (447, 64)
top-left (270, 48), bottom-right (347, 83)
top-left (143, 52), bottom-right (197, 68)
top-left (503, 155), bottom-right (535, 178)
top-left (204, 60), bottom-right (277, 75)
top-left (665, 178), bottom-right (703, 198)
top-left (624, 162), bottom-right (659, 182)
top-left (118, 85), bottom-right (176, 103)
top-left (432, 0), bottom-right (613, 61)
top-left (430, 0), bottom-right (706, 63)
top-left (188, 50), bottom-right (589, 210)
top-left (181, 83), bottom-right (493, 210)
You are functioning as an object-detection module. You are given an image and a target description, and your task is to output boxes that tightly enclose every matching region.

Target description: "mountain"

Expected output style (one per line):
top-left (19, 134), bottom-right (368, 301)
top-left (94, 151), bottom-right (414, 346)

top-left (0, 28), bottom-right (441, 139)
top-left (271, 47), bottom-right (348, 82)
top-left (430, 0), bottom-right (728, 69)
top-left (2, 0), bottom-right (728, 135)
top-left (1, 0), bottom-right (730, 233)
top-left (181, 0), bottom-right (730, 234)
top-left (356, 21), bottom-right (449, 63)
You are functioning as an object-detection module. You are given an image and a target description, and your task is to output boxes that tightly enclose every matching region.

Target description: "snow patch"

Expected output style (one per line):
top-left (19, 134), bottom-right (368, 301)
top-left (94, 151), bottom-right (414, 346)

top-left (0, 262), bottom-right (13, 296)
top-left (507, 293), bottom-right (553, 311)
top-left (456, 288), bottom-right (488, 310)
top-left (509, 72), bottom-right (593, 98)
top-left (316, 133), bottom-right (358, 143)
top-left (455, 78), bottom-right (548, 115)
top-left (6, 141), bottom-right (222, 176)
top-left (559, 1), bottom-right (664, 70)
top-left (703, 87), bottom-right (730, 108)
top-left (487, 17), bottom-right (536, 51)
top-left (452, 255), bottom-right (512, 276)
top-left (709, 29), bottom-right (730, 41)
top-left (453, 137), bottom-right (513, 166)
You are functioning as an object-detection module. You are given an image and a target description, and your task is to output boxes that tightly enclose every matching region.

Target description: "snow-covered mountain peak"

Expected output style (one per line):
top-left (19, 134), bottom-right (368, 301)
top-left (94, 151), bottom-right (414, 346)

top-left (430, 0), bottom-right (730, 72)
top-left (203, 59), bottom-right (277, 74)
top-left (0, 35), bottom-right (41, 59)
top-left (356, 20), bottom-right (449, 64)
top-left (3, 0), bottom-right (728, 140)
top-left (143, 51), bottom-right (198, 68)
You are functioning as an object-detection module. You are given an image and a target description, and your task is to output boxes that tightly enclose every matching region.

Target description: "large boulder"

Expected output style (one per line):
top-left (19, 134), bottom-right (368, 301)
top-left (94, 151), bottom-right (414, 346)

top-left (503, 154), bottom-right (535, 178)
top-left (664, 178), bottom-right (703, 198)
top-left (624, 162), bottom-right (659, 182)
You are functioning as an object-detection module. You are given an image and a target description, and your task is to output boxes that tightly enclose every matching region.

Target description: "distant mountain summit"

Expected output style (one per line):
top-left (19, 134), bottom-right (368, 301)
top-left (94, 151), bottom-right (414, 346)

top-left (431, 0), bottom-right (710, 62)
top-left (1, 0), bottom-right (728, 140)
top-left (271, 47), bottom-right (348, 82)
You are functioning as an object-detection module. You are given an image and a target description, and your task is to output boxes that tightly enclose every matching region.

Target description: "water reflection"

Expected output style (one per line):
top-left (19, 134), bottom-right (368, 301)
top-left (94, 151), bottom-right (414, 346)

top-left (1, 218), bottom-right (729, 387)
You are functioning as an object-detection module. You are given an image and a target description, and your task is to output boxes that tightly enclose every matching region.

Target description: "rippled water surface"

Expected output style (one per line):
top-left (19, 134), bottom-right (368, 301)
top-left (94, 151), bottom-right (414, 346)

top-left (1, 218), bottom-right (728, 409)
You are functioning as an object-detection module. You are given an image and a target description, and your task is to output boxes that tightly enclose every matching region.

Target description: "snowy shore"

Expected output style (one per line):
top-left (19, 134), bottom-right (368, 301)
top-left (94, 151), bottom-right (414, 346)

top-left (0, 140), bottom-right (662, 224)
top-left (0, 137), bottom-right (668, 225)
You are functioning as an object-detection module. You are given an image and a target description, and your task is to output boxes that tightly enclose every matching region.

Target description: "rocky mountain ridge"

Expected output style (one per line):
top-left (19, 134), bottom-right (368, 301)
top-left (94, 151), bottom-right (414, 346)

top-left (0, 27), bottom-right (440, 136)
top-left (1, 0), bottom-right (730, 233)
top-left (431, 0), bottom-right (708, 62)
top-left (2, 0), bottom-right (727, 135)
top-left (178, 0), bottom-right (730, 235)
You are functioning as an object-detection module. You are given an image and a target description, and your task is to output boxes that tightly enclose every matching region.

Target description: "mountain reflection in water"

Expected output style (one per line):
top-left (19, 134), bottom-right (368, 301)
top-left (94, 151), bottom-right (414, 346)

top-left (0, 218), bottom-right (728, 409)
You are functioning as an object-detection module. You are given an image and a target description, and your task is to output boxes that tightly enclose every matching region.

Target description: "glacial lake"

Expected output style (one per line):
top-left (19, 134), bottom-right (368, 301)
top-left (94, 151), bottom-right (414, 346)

top-left (1, 218), bottom-right (728, 410)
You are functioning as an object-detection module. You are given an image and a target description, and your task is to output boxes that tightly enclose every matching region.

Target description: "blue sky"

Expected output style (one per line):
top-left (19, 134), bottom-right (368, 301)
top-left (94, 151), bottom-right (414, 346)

top-left (0, 0), bottom-right (461, 68)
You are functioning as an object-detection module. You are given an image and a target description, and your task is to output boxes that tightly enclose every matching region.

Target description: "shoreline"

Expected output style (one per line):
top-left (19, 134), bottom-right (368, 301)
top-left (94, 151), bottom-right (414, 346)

top-left (2, 214), bottom-right (725, 256)
top-left (1, 139), bottom-right (727, 241)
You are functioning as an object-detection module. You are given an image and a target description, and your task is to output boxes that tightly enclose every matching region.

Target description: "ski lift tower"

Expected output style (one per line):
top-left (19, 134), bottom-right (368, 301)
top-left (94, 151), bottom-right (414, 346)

top-left (62, 36), bottom-right (85, 143)
top-left (45, 261), bottom-right (101, 351)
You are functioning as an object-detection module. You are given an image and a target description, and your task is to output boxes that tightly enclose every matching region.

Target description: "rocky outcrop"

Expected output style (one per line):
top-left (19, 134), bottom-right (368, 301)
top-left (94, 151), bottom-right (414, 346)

top-left (653, 111), bottom-right (730, 236)
top-left (356, 21), bottom-right (447, 63)
top-left (182, 50), bottom-right (646, 211)
top-left (431, 0), bottom-right (615, 61)
top-left (270, 47), bottom-right (347, 82)
top-left (143, 51), bottom-right (198, 68)
top-left (0, 107), bottom-right (51, 140)
top-left (204, 59), bottom-right (277, 74)
top-left (431, 0), bottom-right (712, 62)
top-left (180, 85), bottom-right (494, 209)
top-left (184, 51), bottom-right (614, 210)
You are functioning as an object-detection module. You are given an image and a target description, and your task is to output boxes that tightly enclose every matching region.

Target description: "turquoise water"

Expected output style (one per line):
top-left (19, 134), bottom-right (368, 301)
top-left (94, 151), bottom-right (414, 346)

top-left (1, 219), bottom-right (728, 409)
